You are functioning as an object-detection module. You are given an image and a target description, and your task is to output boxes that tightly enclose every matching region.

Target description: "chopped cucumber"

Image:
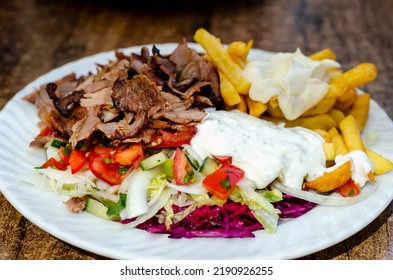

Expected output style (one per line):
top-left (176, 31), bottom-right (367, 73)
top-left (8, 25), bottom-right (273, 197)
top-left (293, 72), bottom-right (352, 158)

top-left (50, 139), bottom-right (67, 149)
top-left (185, 151), bottom-right (200, 170)
top-left (85, 197), bottom-right (119, 221)
top-left (199, 157), bottom-right (220, 175)
top-left (139, 151), bottom-right (169, 171)
top-left (162, 158), bottom-right (174, 179)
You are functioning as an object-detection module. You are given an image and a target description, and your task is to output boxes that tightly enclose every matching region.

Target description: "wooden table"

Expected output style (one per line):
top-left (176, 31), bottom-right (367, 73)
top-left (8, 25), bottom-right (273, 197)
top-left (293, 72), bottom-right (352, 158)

top-left (1, 0), bottom-right (392, 260)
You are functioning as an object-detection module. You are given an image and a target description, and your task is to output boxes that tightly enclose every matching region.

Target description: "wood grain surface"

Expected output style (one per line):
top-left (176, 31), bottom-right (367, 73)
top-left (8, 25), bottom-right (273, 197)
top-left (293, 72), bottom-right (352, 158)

top-left (1, 0), bottom-right (392, 260)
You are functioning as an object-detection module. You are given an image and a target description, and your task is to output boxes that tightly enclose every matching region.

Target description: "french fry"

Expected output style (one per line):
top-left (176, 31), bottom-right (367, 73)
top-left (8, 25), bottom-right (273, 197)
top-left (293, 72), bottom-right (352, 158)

top-left (244, 40), bottom-right (253, 61)
top-left (218, 71), bottom-right (242, 106)
top-left (302, 97), bottom-right (336, 117)
top-left (325, 81), bottom-right (348, 99)
top-left (349, 93), bottom-right (370, 132)
top-left (313, 129), bottom-right (331, 142)
top-left (246, 96), bottom-right (268, 117)
top-left (325, 63), bottom-right (377, 98)
top-left (229, 54), bottom-right (247, 69)
top-left (328, 108), bottom-right (345, 127)
top-left (267, 97), bottom-right (285, 118)
top-left (334, 90), bottom-right (357, 112)
top-left (328, 127), bottom-right (348, 156)
top-left (323, 142), bottom-right (336, 161)
top-left (339, 114), bottom-right (366, 152)
top-left (337, 63), bottom-right (377, 90)
top-left (194, 28), bottom-right (251, 94)
top-left (366, 148), bottom-right (393, 175)
top-left (227, 41), bottom-right (248, 59)
top-left (228, 40), bottom-right (254, 62)
top-left (305, 161), bottom-right (352, 192)
top-left (309, 48), bottom-right (337, 61)
top-left (262, 114), bottom-right (336, 131)
top-left (237, 94), bottom-right (248, 113)
top-left (337, 88), bottom-right (357, 103)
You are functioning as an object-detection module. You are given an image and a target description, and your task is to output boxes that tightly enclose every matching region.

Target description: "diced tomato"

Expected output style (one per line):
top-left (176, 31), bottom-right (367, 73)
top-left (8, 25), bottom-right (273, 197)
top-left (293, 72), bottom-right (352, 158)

top-left (38, 127), bottom-right (53, 137)
top-left (113, 143), bottom-right (144, 169)
top-left (58, 146), bottom-right (70, 167)
top-left (336, 179), bottom-right (361, 197)
top-left (69, 149), bottom-right (87, 174)
top-left (213, 155), bottom-right (232, 165)
top-left (41, 157), bottom-right (67, 170)
top-left (150, 127), bottom-right (197, 148)
top-left (203, 164), bottom-right (245, 200)
top-left (88, 146), bottom-right (123, 186)
top-left (173, 148), bottom-right (193, 185)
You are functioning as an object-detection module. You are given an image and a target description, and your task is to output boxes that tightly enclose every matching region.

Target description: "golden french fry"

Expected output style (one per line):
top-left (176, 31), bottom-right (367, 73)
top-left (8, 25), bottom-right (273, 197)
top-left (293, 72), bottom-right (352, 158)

top-left (313, 129), bottom-right (331, 142)
top-left (267, 97), bottom-right (285, 118)
top-left (305, 161), bottom-right (352, 192)
top-left (334, 90), bottom-right (357, 112)
top-left (325, 81), bottom-right (348, 98)
top-left (323, 142), bottom-right (336, 161)
top-left (262, 114), bottom-right (336, 131)
top-left (337, 88), bottom-right (357, 103)
top-left (229, 54), bottom-right (246, 69)
top-left (194, 28), bottom-right (251, 94)
top-left (366, 149), bottom-right (393, 175)
top-left (328, 127), bottom-right (348, 156)
top-left (246, 96), bottom-right (268, 117)
top-left (227, 41), bottom-right (248, 58)
top-left (338, 63), bottom-right (377, 90)
top-left (339, 114), bottom-right (366, 152)
top-left (237, 94), bottom-right (248, 113)
top-left (328, 108), bottom-right (345, 127)
top-left (218, 71), bottom-right (242, 106)
top-left (244, 40), bottom-right (253, 60)
top-left (224, 104), bottom-right (237, 111)
top-left (325, 63), bottom-right (377, 98)
top-left (228, 40), bottom-right (254, 62)
top-left (309, 48), bottom-right (337, 61)
top-left (302, 97), bottom-right (336, 116)
top-left (349, 93), bottom-right (370, 132)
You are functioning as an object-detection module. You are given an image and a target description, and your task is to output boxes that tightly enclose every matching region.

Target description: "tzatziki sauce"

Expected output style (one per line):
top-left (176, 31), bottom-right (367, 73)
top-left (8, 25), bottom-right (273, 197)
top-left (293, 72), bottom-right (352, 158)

top-left (191, 109), bottom-right (327, 190)
top-left (334, 150), bottom-right (374, 188)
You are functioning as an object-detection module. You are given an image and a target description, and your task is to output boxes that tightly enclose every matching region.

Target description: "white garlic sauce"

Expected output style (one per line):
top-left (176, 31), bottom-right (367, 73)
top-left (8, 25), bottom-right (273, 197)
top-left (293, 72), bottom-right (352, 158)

top-left (191, 109), bottom-right (327, 190)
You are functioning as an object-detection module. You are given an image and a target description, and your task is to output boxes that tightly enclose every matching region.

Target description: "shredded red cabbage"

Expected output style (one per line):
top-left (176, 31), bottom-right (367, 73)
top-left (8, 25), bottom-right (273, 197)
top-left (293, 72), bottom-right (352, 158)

top-left (275, 194), bottom-right (317, 219)
top-left (122, 195), bottom-right (316, 238)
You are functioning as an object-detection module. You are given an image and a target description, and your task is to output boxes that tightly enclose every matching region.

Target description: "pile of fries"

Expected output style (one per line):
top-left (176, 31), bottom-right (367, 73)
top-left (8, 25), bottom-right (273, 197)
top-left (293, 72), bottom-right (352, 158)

top-left (194, 28), bottom-right (393, 195)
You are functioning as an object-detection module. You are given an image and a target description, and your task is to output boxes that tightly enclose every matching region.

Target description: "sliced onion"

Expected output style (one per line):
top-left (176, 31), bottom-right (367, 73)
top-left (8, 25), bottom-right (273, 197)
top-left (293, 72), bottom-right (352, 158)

top-left (122, 167), bottom-right (161, 219)
top-left (166, 181), bottom-right (207, 194)
top-left (271, 180), bottom-right (377, 206)
top-left (124, 187), bottom-right (174, 228)
top-left (237, 177), bottom-right (257, 190)
top-left (182, 144), bottom-right (204, 166)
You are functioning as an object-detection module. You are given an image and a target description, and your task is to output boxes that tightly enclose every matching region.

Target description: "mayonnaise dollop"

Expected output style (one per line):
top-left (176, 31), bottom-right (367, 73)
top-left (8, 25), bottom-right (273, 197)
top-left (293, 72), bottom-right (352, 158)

top-left (243, 49), bottom-right (340, 120)
top-left (191, 109), bottom-right (327, 189)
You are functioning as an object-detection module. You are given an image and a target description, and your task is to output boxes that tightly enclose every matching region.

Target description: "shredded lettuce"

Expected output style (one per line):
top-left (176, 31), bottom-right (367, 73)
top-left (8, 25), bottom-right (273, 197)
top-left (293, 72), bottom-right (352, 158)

top-left (236, 186), bottom-right (281, 234)
top-left (23, 167), bottom-right (119, 203)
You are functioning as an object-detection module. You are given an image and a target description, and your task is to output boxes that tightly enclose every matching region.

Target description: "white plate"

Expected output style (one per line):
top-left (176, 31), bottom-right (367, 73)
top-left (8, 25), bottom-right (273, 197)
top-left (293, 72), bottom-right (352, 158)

top-left (1, 44), bottom-right (393, 260)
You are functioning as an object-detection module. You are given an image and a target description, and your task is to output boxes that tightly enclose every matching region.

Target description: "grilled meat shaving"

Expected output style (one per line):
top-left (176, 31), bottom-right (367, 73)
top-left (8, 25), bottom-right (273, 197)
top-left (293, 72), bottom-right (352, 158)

top-left (26, 38), bottom-right (223, 147)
